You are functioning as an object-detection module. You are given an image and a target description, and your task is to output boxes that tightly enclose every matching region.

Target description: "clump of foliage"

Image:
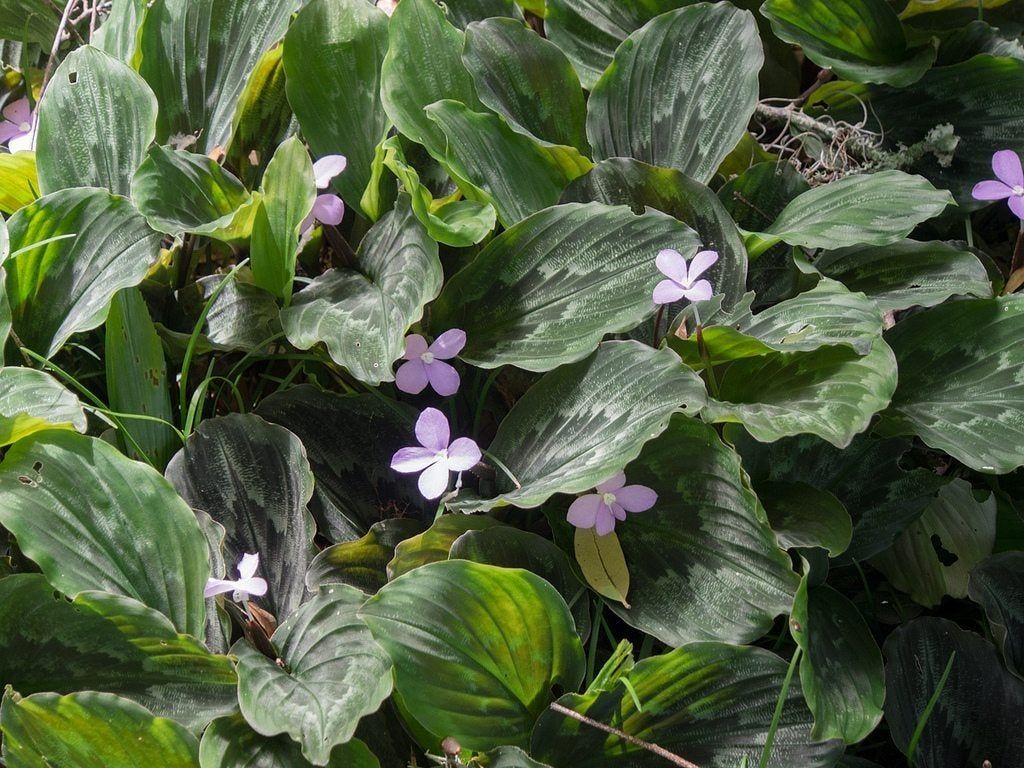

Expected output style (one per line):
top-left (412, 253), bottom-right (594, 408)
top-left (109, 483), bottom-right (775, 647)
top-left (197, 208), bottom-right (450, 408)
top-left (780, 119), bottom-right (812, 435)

top-left (0, 0), bottom-right (1023, 766)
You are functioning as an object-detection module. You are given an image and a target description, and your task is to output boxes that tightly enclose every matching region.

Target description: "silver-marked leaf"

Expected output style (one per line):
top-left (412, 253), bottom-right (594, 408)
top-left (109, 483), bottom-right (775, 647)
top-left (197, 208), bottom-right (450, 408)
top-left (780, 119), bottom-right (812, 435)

top-left (703, 338), bottom-right (898, 447)
top-left (131, 146), bottom-right (257, 240)
top-left (0, 367), bottom-right (86, 447)
top-left (283, 0), bottom-right (390, 218)
top-left (359, 560), bottom-right (585, 751)
top-left (0, 1), bottom-right (60, 46)
top-left (748, 171), bottom-right (954, 257)
top-left (425, 100), bottom-right (593, 227)
top-left (0, 575), bottom-right (237, 731)
top-left (600, 415), bottom-right (798, 647)
top-left (531, 642), bottom-right (843, 768)
top-left (307, 518), bottom-right (427, 595)
top-left (759, 481), bottom-right (853, 557)
top-left (462, 17), bottom-right (589, 152)
top-left (872, 479), bottom-right (996, 607)
top-left (432, 202), bottom-right (701, 371)
top-left (281, 194), bottom-right (442, 386)
top-left (815, 240), bottom-right (993, 313)
top-left (0, 691), bottom-right (201, 768)
top-left (451, 341), bottom-right (706, 511)
top-left (186, 272), bottom-right (282, 353)
top-left (199, 715), bottom-right (380, 768)
top-left (586, 4), bottom-right (763, 184)
top-left (6, 187), bottom-right (162, 358)
top-left (93, 0), bottom-right (146, 61)
top-left (969, 551), bottom-right (1024, 679)
top-left (235, 587), bottom-right (393, 765)
top-left (879, 296), bottom-right (1024, 473)
top-left (0, 431), bottom-right (209, 637)
top-left (35, 46), bottom-right (157, 195)
top-left (138, 0), bottom-right (300, 152)
top-left (166, 414), bottom-right (316, 621)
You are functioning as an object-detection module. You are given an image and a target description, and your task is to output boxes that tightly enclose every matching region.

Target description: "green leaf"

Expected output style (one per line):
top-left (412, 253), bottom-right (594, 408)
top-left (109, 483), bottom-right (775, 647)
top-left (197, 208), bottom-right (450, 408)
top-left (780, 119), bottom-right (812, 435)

top-left (761, 0), bottom-right (935, 87)
top-left (0, 152), bottom-right (39, 215)
top-left (184, 271), bottom-right (282, 353)
top-left (601, 415), bottom-right (798, 647)
top-left (732, 430), bottom-right (945, 561)
top-left (476, 746), bottom-right (552, 768)
top-left (872, 479), bottom-right (996, 607)
top-left (969, 551), bottom-right (1024, 680)
top-left (378, 134), bottom-right (496, 245)
top-left (281, 193), bottom-right (442, 386)
top-left (703, 338), bottom-right (898, 448)
top-left (0, 1), bottom-right (60, 45)
top-left (433, 203), bottom-right (700, 371)
top-left (586, 4), bottom-right (763, 184)
top-left (815, 240), bottom-right (993, 313)
top-left (0, 575), bottom-right (236, 731)
top-left (0, 367), bottom-right (86, 447)
top-left (359, 560), bottom-right (585, 751)
top-left (93, 0), bottom-right (146, 61)
top-left (255, 385), bottom-right (425, 542)
top-left (1, 691), bottom-right (200, 768)
top-left (6, 187), bottom-right (162, 358)
top-left (573, 526), bottom-right (630, 607)
top-left (131, 146), bottom-right (257, 240)
top-left (748, 171), bottom-right (955, 257)
top-left (884, 618), bottom-right (1024, 768)
top-left (560, 158), bottom-right (747, 307)
top-left (531, 643), bottom-right (843, 767)
top-left (166, 413), bottom-right (316, 621)
top-left (900, 0), bottom-right (1012, 18)
top-left (880, 296), bottom-right (1024, 473)
top-left (380, 0), bottom-right (484, 161)
top-left (105, 288), bottom-right (178, 469)
top-left (388, 513), bottom-right (502, 580)
top-left (451, 341), bottom-right (706, 511)
top-left (250, 136), bottom-right (315, 302)
top-left (138, 0), bottom-right (300, 152)
top-left (307, 518), bottom-right (427, 595)
top-left (283, 0), bottom-right (390, 218)
top-left (443, 0), bottom-right (523, 29)
top-left (0, 431), bottom-right (209, 636)
top-left (200, 715), bottom-right (380, 768)
top-left (35, 46), bottom-right (157, 196)
top-left (235, 586), bottom-right (393, 765)
top-left (462, 17), bottom-right (589, 152)
top-left (425, 100), bottom-right (593, 228)
top-left (758, 481), bottom-right (852, 557)
top-left (790, 579), bottom-right (884, 743)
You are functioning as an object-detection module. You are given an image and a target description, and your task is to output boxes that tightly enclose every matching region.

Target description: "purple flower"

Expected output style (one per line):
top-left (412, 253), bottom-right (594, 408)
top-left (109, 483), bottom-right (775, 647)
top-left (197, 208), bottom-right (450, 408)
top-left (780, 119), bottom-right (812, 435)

top-left (0, 98), bottom-right (36, 153)
top-left (391, 407), bottom-right (481, 499)
top-left (301, 154), bottom-right (347, 233)
top-left (395, 330), bottom-right (466, 396)
top-left (653, 248), bottom-right (718, 305)
top-left (204, 553), bottom-right (269, 602)
top-left (567, 471), bottom-right (657, 536)
top-left (973, 149), bottom-right (1024, 219)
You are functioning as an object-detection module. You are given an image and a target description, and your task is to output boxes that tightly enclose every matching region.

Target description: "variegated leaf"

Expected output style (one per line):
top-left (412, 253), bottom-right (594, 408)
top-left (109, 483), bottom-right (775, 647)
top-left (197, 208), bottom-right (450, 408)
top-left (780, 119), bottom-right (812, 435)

top-left (969, 551), bottom-right (1024, 680)
top-left (0, 367), bottom-right (87, 447)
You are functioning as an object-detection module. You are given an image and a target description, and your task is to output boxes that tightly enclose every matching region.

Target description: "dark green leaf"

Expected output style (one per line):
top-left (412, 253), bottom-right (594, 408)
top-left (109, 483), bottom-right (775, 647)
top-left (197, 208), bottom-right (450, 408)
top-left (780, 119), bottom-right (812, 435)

top-left (387, 513), bottom-right (502, 580)
top-left (200, 715), bottom-right (380, 768)
top-left (969, 551), bottom-right (1024, 679)
top-left (93, 0), bottom-right (146, 61)
top-left (0, 1), bottom-right (60, 46)
top-left (759, 480), bottom-right (852, 556)
top-left (307, 518), bottom-right (427, 594)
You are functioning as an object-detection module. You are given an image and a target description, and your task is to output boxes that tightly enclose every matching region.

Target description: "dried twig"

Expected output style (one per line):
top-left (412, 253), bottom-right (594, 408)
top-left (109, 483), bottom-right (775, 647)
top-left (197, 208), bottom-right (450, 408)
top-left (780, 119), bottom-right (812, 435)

top-left (41, 0), bottom-right (82, 95)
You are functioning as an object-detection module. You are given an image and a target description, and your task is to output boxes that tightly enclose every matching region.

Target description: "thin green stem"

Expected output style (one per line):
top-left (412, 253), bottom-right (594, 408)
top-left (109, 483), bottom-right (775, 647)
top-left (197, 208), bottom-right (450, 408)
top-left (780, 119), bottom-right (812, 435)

top-left (906, 651), bottom-right (956, 767)
top-left (758, 647), bottom-right (802, 768)
top-left (472, 367), bottom-right (502, 438)
top-left (585, 599), bottom-right (604, 687)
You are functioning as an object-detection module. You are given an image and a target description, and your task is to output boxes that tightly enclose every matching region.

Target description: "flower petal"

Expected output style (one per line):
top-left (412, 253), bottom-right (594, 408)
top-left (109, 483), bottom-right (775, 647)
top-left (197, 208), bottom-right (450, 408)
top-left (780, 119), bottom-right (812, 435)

top-left (687, 250), bottom-right (719, 282)
top-left (610, 502), bottom-right (627, 521)
top-left (993, 149), bottom-right (1024, 188)
top-left (655, 248), bottom-right (688, 283)
top-left (299, 212), bottom-right (315, 234)
top-left (653, 279), bottom-right (686, 305)
top-left (616, 484), bottom-right (658, 513)
top-left (0, 121), bottom-right (21, 144)
top-left (418, 460), bottom-right (450, 499)
top-left (594, 506), bottom-right (617, 536)
top-left (403, 334), bottom-right (428, 359)
top-left (426, 359), bottom-right (460, 396)
top-left (567, 494), bottom-right (602, 529)
top-left (236, 576), bottom-right (268, 597)
top-left (313, 154), bottom-right (347, 188)
top-left (1009, 194), bottom-right (1024, 220)
top-left (446, 437), bottom-right (481, 471)
top-left (682, 279), bottom-right (713, 303)
top-left (311, 193), bottom-right (345, 226)
top-left (8, 124), bottom-right (35, 153)
top-left (237, 553), bottom-right (260, 579)
top-left (415, 407), bottom-right (449, 452)
top-left (395, 359), bottom-right (429, 395)
top-left (428, 328), bottom-right (466, 359)
top-left (391, 446), bottom-right (437, 473)
top-left (2, 98), bottom-right (30, 126)
top-left (204, 579), bottom-right (239, 598)
top-left (596, 471), bottom-right (626, 493)
top-left (972, 180), bottom-right (1014, 201)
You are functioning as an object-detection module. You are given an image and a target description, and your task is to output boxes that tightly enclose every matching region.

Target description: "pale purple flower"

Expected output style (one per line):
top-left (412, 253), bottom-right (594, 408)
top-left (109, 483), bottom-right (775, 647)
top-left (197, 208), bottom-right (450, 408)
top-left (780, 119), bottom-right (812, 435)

top-left (391, 407), bottom-right (481, 500)
top-left (567, 471), bottom-right (657, 536)
top-left (376, 0), bottom-right (398, 15)
top-left (973, 149), bottom-right (1024, 219)
top-left (653, 248), bottom-right (718, 305)
top-left (395, 330), bottom-right (466, 396)
top-left (0, 98), bottom-right (36, 153)
top-left (301, 154), bottom-right (347, 233)
top-left (204, 553), bottom-right (268, 602)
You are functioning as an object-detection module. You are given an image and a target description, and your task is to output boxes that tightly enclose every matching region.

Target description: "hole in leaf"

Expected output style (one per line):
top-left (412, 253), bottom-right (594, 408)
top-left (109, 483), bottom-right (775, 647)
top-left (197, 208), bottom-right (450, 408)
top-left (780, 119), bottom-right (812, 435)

top-left (32, 461), bottom-right (42, 474)
top-left (930, 534), bottom-right (958, 567)
top-left (68, 70), bottom-right (78, 84)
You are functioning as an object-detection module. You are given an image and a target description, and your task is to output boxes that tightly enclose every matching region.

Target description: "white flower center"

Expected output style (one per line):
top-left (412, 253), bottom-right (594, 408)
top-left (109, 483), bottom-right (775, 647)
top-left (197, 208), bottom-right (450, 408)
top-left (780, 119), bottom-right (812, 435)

top-left (421, 351), bottom-right (435, 364)
top-left (602, 492), bottom-right (618, 506)
top-left (1013, 185), bottom-right (1024, 197)
top-left (18, 122), bottom-right (30, 132)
